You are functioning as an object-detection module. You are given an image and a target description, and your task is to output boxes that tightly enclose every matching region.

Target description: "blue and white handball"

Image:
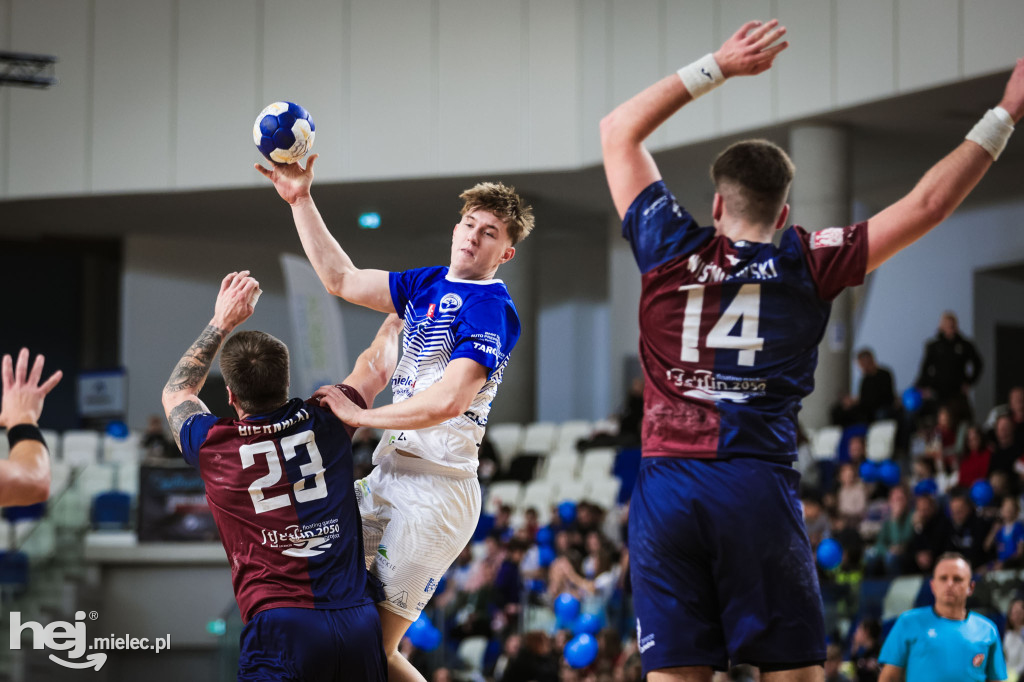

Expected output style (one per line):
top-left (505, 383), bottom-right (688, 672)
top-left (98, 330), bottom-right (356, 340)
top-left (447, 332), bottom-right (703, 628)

top-left (253, 101), bottom-right (315, 164)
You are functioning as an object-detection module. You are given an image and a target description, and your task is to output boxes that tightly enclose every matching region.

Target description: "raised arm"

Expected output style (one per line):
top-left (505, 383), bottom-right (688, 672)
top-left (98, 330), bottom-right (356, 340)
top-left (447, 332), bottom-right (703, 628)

top-left (600, 19), bottom-right (788, 219)
top-left (337, 314), bottom-right (404, 407)
top-left (0, 349), bottom-right (62, 507)
top-left (161, 271), bottom-right (259, 450)
top-left (255, 155), bottom-right (394, 312)
top-left (866, 58), bottom-right (1023, 273)
top-left (316, 357), bottom-right (488, 431)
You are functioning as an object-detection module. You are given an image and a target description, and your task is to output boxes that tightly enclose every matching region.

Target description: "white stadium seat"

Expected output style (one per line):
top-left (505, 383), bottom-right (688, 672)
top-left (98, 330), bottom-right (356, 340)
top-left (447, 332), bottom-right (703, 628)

top-left (521, 421), bottom-right (558, 455)
top-left (456, 636), bottom-right (489, 673)
top-left (586, 477), bottom-right (621, 509)
top-left (62, 430), bottom-right (101, 467)
top-left (485, 481), bottom-right (522, 514)
top-left (580, 449), bottom-right (616, 479)
top-left (520, 479), bottom-right (558, 513)
top-left (543, 453), bottom-right (579, 480)
top-left (811, 426), bottom-right (842, 461)
top-left (103, 430), bottom-right (143, 464)
top-left (486, 423), bottom-right (523, 469)
top-left (554, 479), bottom-right (589, 503)
top-left (866, 419), bottom-right (898, 462)
top-left (554, 420), bottom-right (593, 453)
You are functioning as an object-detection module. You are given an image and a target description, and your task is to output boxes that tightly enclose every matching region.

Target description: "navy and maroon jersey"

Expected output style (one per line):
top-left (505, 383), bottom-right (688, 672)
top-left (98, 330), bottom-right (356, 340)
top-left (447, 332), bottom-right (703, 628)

top-left (179, 386), bottom-right (382, 623)
top-left (624, 180), bottom-right (868, 461)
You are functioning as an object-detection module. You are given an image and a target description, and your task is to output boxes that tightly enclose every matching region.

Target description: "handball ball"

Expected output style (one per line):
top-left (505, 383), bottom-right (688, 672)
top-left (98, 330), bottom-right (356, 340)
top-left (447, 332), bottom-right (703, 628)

top-left (253, 101), bottom-right (315, 164)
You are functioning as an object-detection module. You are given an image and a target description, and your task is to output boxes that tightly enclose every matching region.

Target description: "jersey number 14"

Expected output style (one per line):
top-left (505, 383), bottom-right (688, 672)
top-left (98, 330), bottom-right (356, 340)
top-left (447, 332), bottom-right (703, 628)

top-left (679, 283), bottom-right (764, 366)
top-left (240, 430), bottom-right (327, 514)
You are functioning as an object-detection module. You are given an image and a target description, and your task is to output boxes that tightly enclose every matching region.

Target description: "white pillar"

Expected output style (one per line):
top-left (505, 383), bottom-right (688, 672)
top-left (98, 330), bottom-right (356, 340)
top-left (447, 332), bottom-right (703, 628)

top-left (789, 124), bottom-right (852, 429)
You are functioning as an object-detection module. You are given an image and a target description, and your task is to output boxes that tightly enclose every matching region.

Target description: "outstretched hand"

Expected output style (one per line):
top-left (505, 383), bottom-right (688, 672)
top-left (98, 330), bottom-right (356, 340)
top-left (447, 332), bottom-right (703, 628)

top-left (0, 348), bottom-right (62, 427)
top-left (714, 19), bottom-right (789, 78)
top-left (999, 57), bottom-right (1024, 123)
top-left (254, 154), bottom-right (318, 206)
top-left (313, 384), bottom-right (364, 427)
top-left (213, 271), bottom-right (260, 331)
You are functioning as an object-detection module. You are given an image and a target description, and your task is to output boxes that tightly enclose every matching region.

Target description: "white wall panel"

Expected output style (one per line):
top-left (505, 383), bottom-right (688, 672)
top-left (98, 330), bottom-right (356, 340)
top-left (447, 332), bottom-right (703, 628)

top-left (263, 0), bottom-right (347, 180)
top-left (835, 0), bottom-right (895, 107)
top-left (611, 0), bottom-right (662, 147)
top-left (896, 0), bottom-right (959, 93)
top-left (175, 1), bottom-right (259, 190)
top-left (579, 0), bottom-right (610, 164)
top-left (8, 0), bottom-right (90, 197)
top-left (776, 0), bottom-right (834, 121)
top-left (718, 1), bottom-right (774, 135)
top-left (662, 0), bottom-right (718, 147)
top-left (526, 0), bottom-right (579, 170)
top-left (349, 0), bottom-right (434, 179)
top-left (963, 0), bottom-right (1024, 76)
top-left (91, 0), bottom-right (174, 192)
top-left (437, 0), bottom-right (523, 175)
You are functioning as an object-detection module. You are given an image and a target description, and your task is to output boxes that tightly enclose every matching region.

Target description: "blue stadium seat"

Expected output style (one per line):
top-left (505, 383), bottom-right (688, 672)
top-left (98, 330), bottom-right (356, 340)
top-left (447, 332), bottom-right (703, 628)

top-left (91, 490), bottom-right (132, 529)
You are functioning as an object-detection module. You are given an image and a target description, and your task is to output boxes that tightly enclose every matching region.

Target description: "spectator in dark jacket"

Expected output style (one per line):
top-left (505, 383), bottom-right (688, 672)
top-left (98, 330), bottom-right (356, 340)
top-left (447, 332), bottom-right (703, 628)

top-left (946, 492), bottom-right (993, 569)
top-left (903, 493), bottom-right (953, 574)
top-left (915, 311), bottom-right (982, 420)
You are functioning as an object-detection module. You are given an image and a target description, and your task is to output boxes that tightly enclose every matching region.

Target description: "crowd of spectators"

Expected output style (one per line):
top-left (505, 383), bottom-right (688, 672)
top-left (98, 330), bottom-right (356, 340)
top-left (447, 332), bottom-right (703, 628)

top-left (363, 312), bottom-right (1024, 681)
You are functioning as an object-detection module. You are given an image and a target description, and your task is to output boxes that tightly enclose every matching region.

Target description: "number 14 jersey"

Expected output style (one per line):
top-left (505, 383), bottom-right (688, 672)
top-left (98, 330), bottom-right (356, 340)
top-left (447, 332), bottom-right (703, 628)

top-left (624, 181), bottom-right (868, 461)
top-left (179, 388), bottom-right (382, 624)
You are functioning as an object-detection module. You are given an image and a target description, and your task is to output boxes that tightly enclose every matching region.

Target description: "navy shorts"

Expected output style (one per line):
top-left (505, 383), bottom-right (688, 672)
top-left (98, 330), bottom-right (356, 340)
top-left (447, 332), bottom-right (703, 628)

top-left (628, 457), bottom-right (826, 674)
top-left (238, 604), bottom-right (386, 682)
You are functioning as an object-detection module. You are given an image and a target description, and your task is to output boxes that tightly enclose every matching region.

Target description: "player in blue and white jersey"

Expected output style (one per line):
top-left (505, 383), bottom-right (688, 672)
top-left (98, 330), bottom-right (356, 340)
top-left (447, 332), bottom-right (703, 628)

top-left (257, 162), bottom-right (533, 682)
top-left (601, 18), bottom-right (1024, 682)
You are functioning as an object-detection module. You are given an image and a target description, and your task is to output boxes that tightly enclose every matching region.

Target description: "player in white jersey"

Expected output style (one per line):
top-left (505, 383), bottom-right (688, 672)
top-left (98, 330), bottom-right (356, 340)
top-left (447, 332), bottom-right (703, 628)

top-left (257, 158), bottom-right (533, 682)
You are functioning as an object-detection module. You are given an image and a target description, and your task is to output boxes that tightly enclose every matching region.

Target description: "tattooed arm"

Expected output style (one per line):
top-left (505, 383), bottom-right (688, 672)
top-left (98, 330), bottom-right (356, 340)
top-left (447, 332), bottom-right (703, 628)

top-left (161, 271), bottom-right (261, 451)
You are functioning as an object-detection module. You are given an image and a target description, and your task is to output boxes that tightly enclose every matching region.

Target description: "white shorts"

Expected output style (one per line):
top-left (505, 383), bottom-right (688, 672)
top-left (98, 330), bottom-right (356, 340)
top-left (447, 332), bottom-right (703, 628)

top-left (356, 452), bottom-right (481, 621)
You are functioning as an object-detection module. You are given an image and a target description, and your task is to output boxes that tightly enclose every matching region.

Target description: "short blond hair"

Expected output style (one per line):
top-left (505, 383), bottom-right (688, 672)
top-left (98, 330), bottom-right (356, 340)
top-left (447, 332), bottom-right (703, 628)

top-left (459, 182), bottom-right (535, 246)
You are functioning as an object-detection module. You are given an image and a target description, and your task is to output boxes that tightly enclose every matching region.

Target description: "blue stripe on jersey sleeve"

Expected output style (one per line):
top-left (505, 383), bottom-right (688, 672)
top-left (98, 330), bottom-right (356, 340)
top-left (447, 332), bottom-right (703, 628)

top-left (449, 298), bottom-right (520, 378)
top-left (390, 266), bottom-right (447, 319)
top-left (622, 180), bottom-right (713, 274)
top-left (179, 412), bottom-right (219, 468)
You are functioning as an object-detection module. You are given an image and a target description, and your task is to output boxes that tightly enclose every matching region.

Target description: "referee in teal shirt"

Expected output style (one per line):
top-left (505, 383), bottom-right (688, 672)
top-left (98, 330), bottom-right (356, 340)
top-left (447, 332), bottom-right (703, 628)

top-left (880, 552), bottom-right (1006, 681)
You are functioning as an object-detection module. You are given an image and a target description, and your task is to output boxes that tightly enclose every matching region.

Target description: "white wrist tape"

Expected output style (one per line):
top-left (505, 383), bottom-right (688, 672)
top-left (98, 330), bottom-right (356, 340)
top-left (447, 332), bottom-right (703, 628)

top-left (677, 53), bottom-right (725, 99)
top-left (966, 106), bottom-right (1015, 161)
top-left (249, 288), bottom-right (262, 307)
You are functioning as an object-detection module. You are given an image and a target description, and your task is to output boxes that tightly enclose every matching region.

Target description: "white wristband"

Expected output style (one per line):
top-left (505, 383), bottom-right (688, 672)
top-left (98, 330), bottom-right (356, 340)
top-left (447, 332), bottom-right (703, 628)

top-left (677, 53), bottom-right (725, 100)
top-left (966, 106), bottom-right (1015, 161)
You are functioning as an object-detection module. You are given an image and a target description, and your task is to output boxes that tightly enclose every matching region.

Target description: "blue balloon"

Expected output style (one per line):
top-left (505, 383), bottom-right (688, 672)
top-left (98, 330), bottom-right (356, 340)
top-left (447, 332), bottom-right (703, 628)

top-left (902, 387), bottom-right (923, 412)
top-left (558, 500), bottom-right (577, 525)
top-left (536, 526), bottom-right (554, 546)
top-left (554, 592), bottom-right (581, 622)
top-left (572, 612), bottom-right (602, 636)
top-left (971, 480), bottom-right (994, 507)
top-left (564, 633), bottom-right (599, 669)
top-left (410, 625), bottom-right (442, 652)
top-left (407, 612), bottom-right (431, 635)
top-left (859, 461), bottom-right (880, 484)
top-left (914, 478), bottom-right (938, 497)
top-left (816, 538), bottom-right (843, 570)
top-left (879, 460), bottom-right (902, 487)
top-left (106, 420), bottom-right (129, 439)
top-left (538, 544), bottom-right (556, 568)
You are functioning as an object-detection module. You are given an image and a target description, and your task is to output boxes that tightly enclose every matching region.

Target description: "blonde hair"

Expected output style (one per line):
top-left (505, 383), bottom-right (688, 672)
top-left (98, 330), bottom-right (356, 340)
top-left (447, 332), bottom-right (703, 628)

top-left (459, 182), bottom-right (535, 245)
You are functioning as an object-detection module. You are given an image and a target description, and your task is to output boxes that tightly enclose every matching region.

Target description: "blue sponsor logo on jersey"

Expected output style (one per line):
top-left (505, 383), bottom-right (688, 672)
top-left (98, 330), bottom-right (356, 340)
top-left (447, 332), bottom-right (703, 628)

top-left (424, 578), bottom-right (438, 593)
top-left (439, 293), bottom-right (463, 314)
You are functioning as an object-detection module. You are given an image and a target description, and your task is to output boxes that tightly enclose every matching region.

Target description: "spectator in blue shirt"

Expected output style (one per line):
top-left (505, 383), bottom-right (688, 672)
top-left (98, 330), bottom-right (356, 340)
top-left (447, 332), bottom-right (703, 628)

top-left (879, 552), bottom-right (1006, 681)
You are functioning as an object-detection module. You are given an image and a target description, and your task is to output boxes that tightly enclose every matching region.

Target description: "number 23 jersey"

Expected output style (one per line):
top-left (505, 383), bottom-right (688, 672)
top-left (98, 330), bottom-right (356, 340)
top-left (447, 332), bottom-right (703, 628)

top-left (179, 388), bottom-right (382, 624)
top-left (625, 180), bottom-right (868, 461)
